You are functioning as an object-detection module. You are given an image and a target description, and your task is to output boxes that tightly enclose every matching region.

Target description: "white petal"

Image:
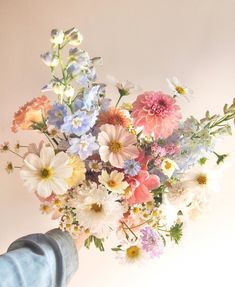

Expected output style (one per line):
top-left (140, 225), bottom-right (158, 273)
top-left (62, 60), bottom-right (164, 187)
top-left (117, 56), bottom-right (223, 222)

top-left (37, 181), bottom-right (52, 198)
top-left (24, 154), bottom-right (41, 171)
top-left (50, 151), bottom-right (69, 168)
top-left (40, 145), bottom-right (55, 167)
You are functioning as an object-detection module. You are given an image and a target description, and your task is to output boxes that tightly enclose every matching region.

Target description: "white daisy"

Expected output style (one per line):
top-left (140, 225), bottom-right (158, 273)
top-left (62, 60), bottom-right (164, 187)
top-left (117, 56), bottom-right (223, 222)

top-left (116, 240), bottom-right (148, 264)
top-left (74, 183), bottom-right (124, 235)
top-left (98, 170), bottom-right (129, 194)
top-left (88, 159), bottom-right (102, 172)
top-left (167, 77), bottom-right (193, 99)
top-left (20, 144), bottom-right (73, 198)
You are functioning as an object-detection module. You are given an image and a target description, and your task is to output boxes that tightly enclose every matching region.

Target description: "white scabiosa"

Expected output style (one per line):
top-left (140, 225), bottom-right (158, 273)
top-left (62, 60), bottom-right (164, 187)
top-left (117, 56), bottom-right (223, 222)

top-left (74, 183), bottom-right (124, 235)
top-left (20, 144), bottom-right (72, 198)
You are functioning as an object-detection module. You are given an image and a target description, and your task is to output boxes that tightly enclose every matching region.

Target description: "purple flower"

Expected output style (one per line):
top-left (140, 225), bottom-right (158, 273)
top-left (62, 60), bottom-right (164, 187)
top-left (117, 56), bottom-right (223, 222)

top-left (48, 103), bottom-right (67, 129)
top-left (140, 227), bottom-right (164, 258)
top-left (68, 133), bottom-right (98, 160)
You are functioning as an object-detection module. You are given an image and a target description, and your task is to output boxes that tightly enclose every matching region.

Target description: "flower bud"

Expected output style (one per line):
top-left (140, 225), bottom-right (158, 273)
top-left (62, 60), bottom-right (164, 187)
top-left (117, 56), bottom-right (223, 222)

top-left (40, 52), bottom-right (59, 67)
top-left (50, 29), bottom-right (64, 45)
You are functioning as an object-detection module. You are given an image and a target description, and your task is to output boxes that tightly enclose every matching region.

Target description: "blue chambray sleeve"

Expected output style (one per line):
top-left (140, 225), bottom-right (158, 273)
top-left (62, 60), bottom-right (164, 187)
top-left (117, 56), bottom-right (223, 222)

top-left (0, 228), bottom-right (78, 287)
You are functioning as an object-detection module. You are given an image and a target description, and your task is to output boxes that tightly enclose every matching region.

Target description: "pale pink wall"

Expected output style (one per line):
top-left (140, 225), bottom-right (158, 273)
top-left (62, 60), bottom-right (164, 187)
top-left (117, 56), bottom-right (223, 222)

top-left (1, 0), bottom-right (235, 286)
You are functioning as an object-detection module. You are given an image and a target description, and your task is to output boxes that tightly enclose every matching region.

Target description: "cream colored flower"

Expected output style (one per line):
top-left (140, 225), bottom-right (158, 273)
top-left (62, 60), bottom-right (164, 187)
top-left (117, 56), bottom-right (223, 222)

top-left (20, 144), bottom-right (72, 198)
top-left (67, 156), bottom-right (86, 188)
top-left (98, 170), bottom-right (129, 194)
top-left (161, 158), bottom-right (178, 178)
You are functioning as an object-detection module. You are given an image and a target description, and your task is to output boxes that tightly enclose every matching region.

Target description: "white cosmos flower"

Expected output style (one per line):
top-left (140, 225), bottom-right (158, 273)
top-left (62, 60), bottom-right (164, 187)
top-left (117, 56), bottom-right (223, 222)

top-left (167, 77), bottom-right (193, 100)
top-left (181, 166), bottom-right (219, 194)
top-left (20, 144), bottom-right (72, 198)
top-left (73, 183), bottom-right (124, 235)
top-left (98, 170), bottom-right (129, 194)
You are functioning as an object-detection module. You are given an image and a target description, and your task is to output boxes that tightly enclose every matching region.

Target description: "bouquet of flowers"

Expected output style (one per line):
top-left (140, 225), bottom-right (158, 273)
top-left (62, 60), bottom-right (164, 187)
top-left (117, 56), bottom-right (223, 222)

top-left (2, 27), bottom-right (235, 263)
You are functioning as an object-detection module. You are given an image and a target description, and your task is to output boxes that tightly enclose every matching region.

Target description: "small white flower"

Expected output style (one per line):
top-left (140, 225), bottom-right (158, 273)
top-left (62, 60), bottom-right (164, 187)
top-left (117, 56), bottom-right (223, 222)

top-left (161, 158), bottom-right (179, 178)
top-left (53, 82), bottom-right (64, 95)
top-left (116, 240), bottom-right (148, 264)
top-left (88, 160), bottom-right (102, 172)
top-left (98, 170), bottom-right (129, 194)
top-left (167, 77), bottom-right (193, 99)
top-left (64, 85), bottom-right (75, 98)
top-left (67, 28), bottom-right (83, 46)
top-left (50, 29), bottom-right (64, 45)
top-left (40, 52), bottom-right (59, 67)
top-left (20, 144), bottom-right (72, 198)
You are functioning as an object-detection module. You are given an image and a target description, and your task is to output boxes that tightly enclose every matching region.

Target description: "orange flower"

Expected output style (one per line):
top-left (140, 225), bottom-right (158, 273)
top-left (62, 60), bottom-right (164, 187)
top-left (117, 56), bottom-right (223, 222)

top-left (12, 96), bottom-right (51, 133)
top-left (98, 108), bottom-right (131, 128)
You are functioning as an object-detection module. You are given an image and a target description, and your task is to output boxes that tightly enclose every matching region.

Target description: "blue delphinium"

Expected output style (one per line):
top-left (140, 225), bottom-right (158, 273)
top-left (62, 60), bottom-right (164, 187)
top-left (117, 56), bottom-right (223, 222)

top-left (61, 110), bottom-right (97, 136)
top-left (48, 103), bottom-right (67, 129)
top-left (68, 133), bottom-right (98, 160)
top-left (124, 160), bottom-right (141, 176)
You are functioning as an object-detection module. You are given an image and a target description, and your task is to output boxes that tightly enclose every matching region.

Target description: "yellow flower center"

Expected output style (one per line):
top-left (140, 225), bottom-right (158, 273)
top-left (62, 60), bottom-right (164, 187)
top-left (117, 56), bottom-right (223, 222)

top-left (176, 86), bottom-right (185, 95)
top-left (164, 161), bottom-right (172, 170)
top-left (41, 204), bottom-right (50, 213)
top-left (40, 168), bottom-right (52, 179)
top-left (126, 245), bottom-right (140, 259)
top-left (109, 141), bottom-right (122, 153)
top-left (196, 175), bottom-right (207, 185)
top-left (92, 162), bottom-right (100, 170)
top-left (133, 207), bottom-right (140, 214)
top-left (90, 203), bottom-right (103, 213)
top-left (107, 179), bottom-right (116, 188)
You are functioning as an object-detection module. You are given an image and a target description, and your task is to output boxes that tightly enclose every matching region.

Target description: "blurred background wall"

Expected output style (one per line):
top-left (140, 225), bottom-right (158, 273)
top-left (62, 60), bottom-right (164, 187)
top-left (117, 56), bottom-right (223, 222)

top-left (0, 1), bottom-right (235, 286)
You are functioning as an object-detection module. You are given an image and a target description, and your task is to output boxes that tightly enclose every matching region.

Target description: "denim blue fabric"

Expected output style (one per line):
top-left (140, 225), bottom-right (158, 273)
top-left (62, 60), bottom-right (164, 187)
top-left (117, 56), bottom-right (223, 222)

top-left (0, 229), bottom-right (78, 287)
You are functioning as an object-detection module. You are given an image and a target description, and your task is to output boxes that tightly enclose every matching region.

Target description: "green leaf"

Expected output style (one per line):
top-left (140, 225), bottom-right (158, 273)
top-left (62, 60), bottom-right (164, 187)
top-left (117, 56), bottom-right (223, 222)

top-left (169, 222), bottom-right (183, 244)
top-left (198, 157), bottom-right (208, 165)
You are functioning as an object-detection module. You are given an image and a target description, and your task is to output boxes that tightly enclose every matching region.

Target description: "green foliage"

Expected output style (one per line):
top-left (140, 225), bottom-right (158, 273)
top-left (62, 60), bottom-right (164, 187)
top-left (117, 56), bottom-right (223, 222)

top-left (213, 152), bottom-right (228, 165)
top-left (84, 235), bottom-right (105, 252)
top-left (198, 157), bottom-right (208, 165)
top-left (169, 222), bottom-right (183, 244)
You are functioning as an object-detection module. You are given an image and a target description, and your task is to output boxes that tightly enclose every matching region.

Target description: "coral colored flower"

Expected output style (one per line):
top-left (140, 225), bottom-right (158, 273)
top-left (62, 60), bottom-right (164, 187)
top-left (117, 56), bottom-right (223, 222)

top-left (131, 91), bottom-right (181, 139)
top-left (98, 108), bottom-right (131, 128)
top-left (98, 124), bottom-right (139, 168)
top-left (127, 170), bottom-right (160, 205)
top-left (12, 96), bottom-right (51, 133)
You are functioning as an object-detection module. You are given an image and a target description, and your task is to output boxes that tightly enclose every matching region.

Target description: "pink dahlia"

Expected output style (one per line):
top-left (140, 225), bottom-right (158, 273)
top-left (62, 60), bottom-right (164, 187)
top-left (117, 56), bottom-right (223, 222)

top-left (127, 170), bottom-right (160, 205)
top-left (131, 91), bottom-right (181, 139)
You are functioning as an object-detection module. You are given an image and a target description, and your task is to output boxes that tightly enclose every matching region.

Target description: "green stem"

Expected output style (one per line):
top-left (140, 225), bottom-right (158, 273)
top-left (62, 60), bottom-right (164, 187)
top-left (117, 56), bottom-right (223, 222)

top-left (115, 95), bottom-right (123, 107)
top-left (121, 221), bottom-right (138, 240)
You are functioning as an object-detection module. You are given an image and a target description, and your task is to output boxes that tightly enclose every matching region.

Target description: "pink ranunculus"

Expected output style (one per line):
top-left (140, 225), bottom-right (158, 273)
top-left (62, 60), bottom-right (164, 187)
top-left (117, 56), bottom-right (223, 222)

top-left (131, 91), bottom-right (181, 139)
top-left (128, 170), bottom-right (160, 205)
